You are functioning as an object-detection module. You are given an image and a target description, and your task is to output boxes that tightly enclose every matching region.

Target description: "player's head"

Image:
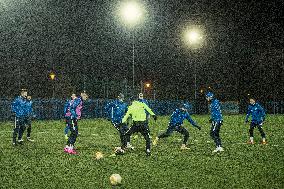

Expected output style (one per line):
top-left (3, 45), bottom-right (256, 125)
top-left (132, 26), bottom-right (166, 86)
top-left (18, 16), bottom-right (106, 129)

top-left (71, 93), bottom-right (77, 100)
top-left (206, 92), bottom-right (214, 101)
top-left (138, 93), bottom-right (143, 100)
top-left (20, 89), bottom-right (28, 98)
top-left (27, 96), bottom-right (32, 100)
top-left (80, 90), bottom-right (88, 101)
top-left (181, 103), bottom-right (191, 111)
top-left (249, 98), bottom-right (256, 105)
top-left (118, 93), bottom-right (124, 101)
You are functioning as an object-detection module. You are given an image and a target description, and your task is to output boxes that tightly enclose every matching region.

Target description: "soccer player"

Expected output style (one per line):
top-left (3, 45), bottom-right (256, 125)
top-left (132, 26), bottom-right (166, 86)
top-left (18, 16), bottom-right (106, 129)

top-left (138, 93), bottom-right (150, 121)
top-left (105, 93), bottom-right (133, 149)
top-left (153, 103), bottom-right (201, 149)
top-left (63, 91), bottom-right (87, 155)
top-left (11, 89), bottom-right (29, 145)
top-left (63, 91), bottom-right (88, 140)
top-left (245, 97), bottom-right (267, 144)
top-left (120, 97), bottom-right (157, 156)
top-left (26, 96), bottom-right (35, 142)
top-left (206, 92), bottom-right (224, 153)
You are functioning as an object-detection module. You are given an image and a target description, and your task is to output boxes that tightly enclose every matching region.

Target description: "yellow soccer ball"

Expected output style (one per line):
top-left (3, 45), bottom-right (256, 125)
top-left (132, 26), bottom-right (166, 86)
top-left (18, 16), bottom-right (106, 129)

top-left (109, 174), bottom-right (122, 185)
top-left (95, 152), bottom-right (104, 160)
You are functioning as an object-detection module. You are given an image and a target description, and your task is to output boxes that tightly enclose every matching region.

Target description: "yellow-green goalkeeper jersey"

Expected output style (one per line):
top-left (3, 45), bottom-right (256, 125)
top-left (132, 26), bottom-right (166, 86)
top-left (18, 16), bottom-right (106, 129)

top-left (122, 101), bottom-right (155, 123)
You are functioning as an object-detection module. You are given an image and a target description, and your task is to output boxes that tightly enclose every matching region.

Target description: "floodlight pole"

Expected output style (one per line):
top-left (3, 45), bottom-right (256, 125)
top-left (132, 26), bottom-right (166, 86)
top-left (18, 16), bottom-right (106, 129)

top-left (132, 31), bottom-right (135, 92)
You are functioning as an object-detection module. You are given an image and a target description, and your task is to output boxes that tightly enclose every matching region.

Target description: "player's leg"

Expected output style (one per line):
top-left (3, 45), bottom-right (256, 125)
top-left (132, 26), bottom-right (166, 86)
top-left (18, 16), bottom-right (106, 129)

top-left (141, 122), bottom-right (151, 156)
top-left (67, 119), bottom-right (78, 154)
top-left (153, 126), bottom-right (173, 146)
top-left (18, 118), bottom-right (26, 144)
top-left (211, 122), bottom-right (223, 152)
top-left (26, 117), bottom-right (34, 142)
top-left (257, 124), bottom-right (267, 144)
top-left (120, 123), bottom-right (133, 149)
top-left (122, 122), bottom-right (139, 149)
top-left (64, 120), bottom-right (70, 140)
top-left (214, 122), bottom-right (223, 150)
top-left (177, 127), bottom-right (190, 149)
top-left (12, 117), bottom-right (19, 145)
top-left (248, 123), bottom-right (256, 144)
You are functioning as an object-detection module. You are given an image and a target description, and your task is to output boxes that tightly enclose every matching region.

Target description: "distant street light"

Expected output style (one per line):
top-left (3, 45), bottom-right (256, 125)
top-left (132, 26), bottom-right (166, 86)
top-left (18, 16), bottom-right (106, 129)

top-left (49, 72), bottom-right (56, 98)
top-left (119, 1), bottom-right (145, 93)
top-left (49, 72), bottom-right (56, 80)
top-left (145, 83), bottom-right (151, 88)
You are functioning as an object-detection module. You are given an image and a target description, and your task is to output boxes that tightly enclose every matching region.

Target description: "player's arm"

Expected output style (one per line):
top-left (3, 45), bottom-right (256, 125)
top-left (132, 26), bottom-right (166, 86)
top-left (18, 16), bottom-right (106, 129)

top-left (63, 101), bottom-right (69, 115)
top-left (259, 105), bottom-right (266, 122)
top-left (143, 103), bottom-right (157, 120)
top-left (11, 98), bottom-right (20, 114)
top-left (245, 106), bottom-right (252, 123)
top-left (104, 102), bottom-right (114, 119)
top-left (143, 103), bottom-right (155, 116)
top-left (186, 113), bottom-right (201, 130)
top-left (122, 108), bottom-right (132, 123)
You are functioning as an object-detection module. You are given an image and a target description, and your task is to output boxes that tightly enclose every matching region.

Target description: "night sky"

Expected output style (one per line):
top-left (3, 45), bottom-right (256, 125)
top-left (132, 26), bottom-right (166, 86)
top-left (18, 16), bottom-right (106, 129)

top-left (0, 0), bottom-right (283, 101)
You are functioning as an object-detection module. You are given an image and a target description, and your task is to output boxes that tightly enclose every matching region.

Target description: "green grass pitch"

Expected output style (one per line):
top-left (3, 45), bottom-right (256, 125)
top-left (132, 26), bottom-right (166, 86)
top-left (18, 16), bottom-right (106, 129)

top-left (0, 115), bottom-right (283, 189)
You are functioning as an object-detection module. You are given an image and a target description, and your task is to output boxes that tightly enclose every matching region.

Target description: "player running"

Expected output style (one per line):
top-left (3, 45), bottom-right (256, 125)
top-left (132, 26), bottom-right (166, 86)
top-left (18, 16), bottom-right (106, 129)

top-left (11, 89), bottom-right (29, 145)
top-left (153, 103), bottom-right (201, 149)
top-left (206, 92), bottom-right (224, 153)
top-left (105, 93), bottom-right (133, 149)
top-left (245, 97), bottom-right (267, 145)
top-left (118, 97), bottom-right (157, 156)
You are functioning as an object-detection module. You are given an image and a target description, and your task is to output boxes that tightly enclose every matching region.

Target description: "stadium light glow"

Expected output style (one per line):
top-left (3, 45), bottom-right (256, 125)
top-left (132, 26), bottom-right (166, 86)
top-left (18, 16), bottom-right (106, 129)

top-left (183, 26), bottom-right (205, 49)
top-left (119, 1), bottom-right (144, 26)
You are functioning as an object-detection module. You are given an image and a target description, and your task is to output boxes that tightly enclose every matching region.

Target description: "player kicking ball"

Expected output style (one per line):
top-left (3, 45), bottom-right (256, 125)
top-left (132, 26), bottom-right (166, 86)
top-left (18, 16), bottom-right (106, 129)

top-left (153, 103), bottom-right (201, 150)
top-left (245, 97), bottom-right (267, 145)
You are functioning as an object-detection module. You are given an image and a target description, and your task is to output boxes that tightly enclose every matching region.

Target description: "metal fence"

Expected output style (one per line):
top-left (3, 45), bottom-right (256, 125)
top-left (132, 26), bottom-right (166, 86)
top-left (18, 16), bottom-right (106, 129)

top-left (0, 98), bottom-right (283, 121)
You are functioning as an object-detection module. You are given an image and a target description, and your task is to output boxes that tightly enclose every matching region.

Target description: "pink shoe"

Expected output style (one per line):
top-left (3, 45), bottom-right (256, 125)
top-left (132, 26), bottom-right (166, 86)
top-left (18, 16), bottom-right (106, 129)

top-left (69, 149), bottom-right (78, 155)
top-left (64, 147), bottom-right (69, 153)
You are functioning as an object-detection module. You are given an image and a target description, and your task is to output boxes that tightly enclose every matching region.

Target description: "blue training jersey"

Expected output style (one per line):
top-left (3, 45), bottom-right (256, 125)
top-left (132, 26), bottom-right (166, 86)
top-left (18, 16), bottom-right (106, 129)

top-left (169, 108), bottom-right (197, 128)
top-left (245, 103), bottom-right (265, 124)
top-left (11, 96), bottom-right (29, 117)
top-left (105, 99), bottom-right (128, 124)
top-left (209, 99), bottom-right (223, 122)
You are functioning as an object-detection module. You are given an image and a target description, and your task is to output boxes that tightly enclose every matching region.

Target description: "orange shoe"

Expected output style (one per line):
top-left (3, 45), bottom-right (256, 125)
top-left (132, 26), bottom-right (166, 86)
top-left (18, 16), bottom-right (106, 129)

top-left (260, 141), bottom-right (268, 145)
top-left (247, 140), bottom-right (255, 144)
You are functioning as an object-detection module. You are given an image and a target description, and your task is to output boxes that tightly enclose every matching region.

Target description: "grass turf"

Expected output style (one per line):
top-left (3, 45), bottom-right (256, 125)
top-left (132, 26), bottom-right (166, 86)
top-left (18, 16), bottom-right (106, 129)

top-left (0, 115), bottom-right (283, 189)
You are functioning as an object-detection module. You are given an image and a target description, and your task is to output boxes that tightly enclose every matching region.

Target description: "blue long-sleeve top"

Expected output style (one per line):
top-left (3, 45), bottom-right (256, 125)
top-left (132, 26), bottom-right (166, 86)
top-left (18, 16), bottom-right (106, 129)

top-left (245, 103), bottom-right (266, 124)
top-left (11, 96), bottom-right (29, 117)
top-left (105, 99), bottom-right (128, 124)
top-left (209, 99), bottom-right (223, 122)
top-left (169, 108), bottom-right (198, 128)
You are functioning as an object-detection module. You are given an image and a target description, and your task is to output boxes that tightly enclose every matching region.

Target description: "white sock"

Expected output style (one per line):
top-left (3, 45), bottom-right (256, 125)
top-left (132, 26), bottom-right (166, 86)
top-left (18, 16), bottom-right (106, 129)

top-left (146, 149), bottom-right (150, 153)
top-left (262, 138), bottom-right (266, 142)
top-left (250, 137), bottom-right (254, 142)
top-left (65, 145), bottom-right (69, 149)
